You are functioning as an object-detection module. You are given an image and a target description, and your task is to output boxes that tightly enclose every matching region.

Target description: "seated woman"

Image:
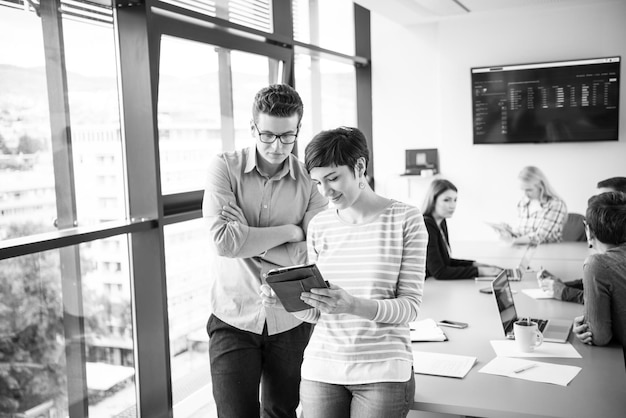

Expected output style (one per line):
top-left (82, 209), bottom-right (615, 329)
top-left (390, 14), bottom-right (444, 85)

top-left (422, 179), bottom-right (502, 280)
top-left (573, 191), bottom-right (626, 347)
top-left (493, 166), bottom-right (567, 245)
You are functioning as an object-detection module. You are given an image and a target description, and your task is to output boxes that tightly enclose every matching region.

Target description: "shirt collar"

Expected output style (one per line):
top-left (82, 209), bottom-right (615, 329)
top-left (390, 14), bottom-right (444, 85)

top-left (244, 146), bottom-right (297, 181)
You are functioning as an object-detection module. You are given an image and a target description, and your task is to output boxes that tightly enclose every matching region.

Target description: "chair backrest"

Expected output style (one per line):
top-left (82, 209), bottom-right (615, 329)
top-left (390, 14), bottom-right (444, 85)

top-left (562, 212), bottom-right (586, 242)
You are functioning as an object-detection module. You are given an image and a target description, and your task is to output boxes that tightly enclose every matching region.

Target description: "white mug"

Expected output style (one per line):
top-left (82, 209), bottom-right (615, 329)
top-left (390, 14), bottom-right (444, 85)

top-left (514, 320), bottom-right (543, 352)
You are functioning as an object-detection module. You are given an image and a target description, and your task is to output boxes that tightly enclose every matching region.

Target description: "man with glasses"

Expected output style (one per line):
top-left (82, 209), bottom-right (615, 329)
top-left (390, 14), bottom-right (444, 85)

top-left (537, 177), bottom-right (626, 304)
top-left (202, 84), bottom-right (327, 418)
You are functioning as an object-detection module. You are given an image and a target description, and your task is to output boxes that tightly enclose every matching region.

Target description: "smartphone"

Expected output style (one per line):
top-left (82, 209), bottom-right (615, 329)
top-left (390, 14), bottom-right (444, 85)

top-left (437, 320), bottom-right (468, 329)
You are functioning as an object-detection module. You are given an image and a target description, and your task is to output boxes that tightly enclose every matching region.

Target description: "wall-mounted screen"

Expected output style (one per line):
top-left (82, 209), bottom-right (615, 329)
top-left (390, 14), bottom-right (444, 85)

top-left (471, 56), bottom-right (620, 144)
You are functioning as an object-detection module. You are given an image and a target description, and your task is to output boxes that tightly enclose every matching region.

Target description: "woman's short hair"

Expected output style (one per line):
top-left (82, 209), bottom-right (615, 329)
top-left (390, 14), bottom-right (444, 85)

top-left (585, 191), bottom-right (626, 245)
top-left (518, 166), bottom-right (561, 201)
top-left (252, 84), bottom-right (303, 122)
top-left (422, 179), bottom-right (458, 216)
top-left (304, 127), bottom-right (369, 175)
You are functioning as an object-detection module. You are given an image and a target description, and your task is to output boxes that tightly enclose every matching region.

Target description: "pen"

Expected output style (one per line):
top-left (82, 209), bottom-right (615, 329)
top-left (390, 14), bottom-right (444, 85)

top-left (513, 363), bottom-right (538, 374)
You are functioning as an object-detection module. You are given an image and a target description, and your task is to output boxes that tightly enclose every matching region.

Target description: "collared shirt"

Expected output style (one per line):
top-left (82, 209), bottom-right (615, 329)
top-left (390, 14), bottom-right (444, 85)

top-left (516, 197), bottom-right (567, 243)
top-left (202, 146), bottom-right (328, 335)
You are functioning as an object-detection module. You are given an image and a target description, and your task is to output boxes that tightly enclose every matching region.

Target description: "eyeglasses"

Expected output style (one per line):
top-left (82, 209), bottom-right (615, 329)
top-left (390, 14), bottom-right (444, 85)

top-left (253, 121), bottom-right (298, 144)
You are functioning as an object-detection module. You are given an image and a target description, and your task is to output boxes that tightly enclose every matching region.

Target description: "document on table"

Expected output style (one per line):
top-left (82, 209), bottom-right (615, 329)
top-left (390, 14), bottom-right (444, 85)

top-left (522, 288), bottom-right (554, 299)
top-left (490, 340), bottom-right (582, 358)
top-left (409, 318), bottom-right (447, 342)
top-left (479, 357), bottom-right (581, 386)
top-left (412, 350), bottom-right (476, 378)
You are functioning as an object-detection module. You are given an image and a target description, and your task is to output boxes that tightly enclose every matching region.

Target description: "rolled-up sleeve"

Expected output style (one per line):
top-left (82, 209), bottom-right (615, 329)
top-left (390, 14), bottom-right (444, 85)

top-left (202, 154), bottom-right (249, 257)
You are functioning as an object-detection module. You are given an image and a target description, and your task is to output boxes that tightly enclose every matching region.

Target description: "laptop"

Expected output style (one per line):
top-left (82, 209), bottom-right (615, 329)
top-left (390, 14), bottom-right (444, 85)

top-left (475, 243), bottom-right (537, 282)
top-left (503, 243), bottom-right (537, 281)
top-left (490, 270), bottom-right (572, 343)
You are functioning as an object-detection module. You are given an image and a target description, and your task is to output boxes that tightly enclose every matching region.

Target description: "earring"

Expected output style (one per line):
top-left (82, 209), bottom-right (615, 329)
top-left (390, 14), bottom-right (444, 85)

top-left (359, 182), bottom-right (365, 189)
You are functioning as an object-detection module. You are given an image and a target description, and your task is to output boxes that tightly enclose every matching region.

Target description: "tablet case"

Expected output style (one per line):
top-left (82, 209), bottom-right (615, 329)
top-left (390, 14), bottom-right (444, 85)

top-left (266, 264), bottom-right (328, 312)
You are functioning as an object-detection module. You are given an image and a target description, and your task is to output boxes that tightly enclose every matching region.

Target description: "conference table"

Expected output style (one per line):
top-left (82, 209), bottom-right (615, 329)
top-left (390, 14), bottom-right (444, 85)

top-left (411, 241), bottom-right (626, 418)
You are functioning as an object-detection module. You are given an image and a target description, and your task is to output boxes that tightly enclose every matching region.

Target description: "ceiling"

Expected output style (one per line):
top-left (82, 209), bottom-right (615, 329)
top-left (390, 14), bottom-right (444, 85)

top-left (353, 0), bottom-right (621, 26)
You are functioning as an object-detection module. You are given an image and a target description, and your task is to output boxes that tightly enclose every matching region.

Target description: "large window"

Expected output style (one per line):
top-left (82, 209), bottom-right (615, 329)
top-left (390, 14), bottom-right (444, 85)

top-left (0, 1), bottom-right (370, 417)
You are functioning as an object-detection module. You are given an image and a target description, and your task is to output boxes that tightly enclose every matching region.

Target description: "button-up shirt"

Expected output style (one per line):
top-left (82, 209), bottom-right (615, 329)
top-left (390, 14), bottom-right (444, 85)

top-left (202, 146), bottom-right (328, 335)
top-left (516, 196), bottom-right (567, 243)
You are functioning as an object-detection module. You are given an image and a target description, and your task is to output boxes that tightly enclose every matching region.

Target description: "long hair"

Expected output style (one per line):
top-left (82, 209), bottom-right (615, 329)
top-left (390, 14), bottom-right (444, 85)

top-left (422, 179), bottom-right (458, 216)
top-left (518, 166), bottom-right (561, 201)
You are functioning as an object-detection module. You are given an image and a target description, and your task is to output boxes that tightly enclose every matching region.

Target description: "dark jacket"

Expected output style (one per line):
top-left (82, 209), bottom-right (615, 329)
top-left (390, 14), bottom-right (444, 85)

top-left (424, 214), bottom-right (478, 280)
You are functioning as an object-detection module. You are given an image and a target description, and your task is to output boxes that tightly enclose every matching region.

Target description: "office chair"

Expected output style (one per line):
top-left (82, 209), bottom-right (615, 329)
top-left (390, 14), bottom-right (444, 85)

top-left (562, 213), bottom-right (586, 242)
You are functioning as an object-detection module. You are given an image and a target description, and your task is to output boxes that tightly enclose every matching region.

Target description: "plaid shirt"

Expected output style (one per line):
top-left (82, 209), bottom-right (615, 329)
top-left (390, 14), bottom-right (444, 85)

top-left (515, 197), bottom-right (567, 243)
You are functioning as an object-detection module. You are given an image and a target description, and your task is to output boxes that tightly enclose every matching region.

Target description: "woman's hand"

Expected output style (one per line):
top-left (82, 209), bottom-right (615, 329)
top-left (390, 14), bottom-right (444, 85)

top-left (300, 283), bottom-right (355, 314)
top-left (301, 283), bottom-right (378, 319)
top-left (573, 315), bottom-right (593, 344)
top-left (477, 266), bottom-right (503, 276)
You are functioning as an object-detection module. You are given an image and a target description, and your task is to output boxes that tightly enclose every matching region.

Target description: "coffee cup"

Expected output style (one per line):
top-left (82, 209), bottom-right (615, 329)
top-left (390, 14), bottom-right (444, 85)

top-left (514, 320), bottom-right (543, 352)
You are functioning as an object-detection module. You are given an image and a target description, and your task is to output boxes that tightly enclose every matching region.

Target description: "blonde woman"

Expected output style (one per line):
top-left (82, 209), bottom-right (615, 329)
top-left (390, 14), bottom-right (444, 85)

top-left (496, 166), bottom-right (567, 245)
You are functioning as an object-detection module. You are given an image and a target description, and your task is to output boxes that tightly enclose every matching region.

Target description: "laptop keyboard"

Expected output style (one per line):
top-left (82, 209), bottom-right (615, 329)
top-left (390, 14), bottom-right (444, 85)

top-left (530, 318), bottom-right (548, 332)
top-left (505, 268), bottom-right (521, 281)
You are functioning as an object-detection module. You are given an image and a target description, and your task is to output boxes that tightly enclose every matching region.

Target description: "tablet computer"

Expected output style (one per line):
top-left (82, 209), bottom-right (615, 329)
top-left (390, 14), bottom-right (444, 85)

top-left (266, 263), bottom-right (328, 312)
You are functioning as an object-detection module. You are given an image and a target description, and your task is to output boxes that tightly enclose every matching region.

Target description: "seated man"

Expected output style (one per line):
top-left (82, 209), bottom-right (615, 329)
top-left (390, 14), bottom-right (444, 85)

top-left (538, 176), bottom-right (626, 304)
top-left (573, 191), bottom-right (626, 347)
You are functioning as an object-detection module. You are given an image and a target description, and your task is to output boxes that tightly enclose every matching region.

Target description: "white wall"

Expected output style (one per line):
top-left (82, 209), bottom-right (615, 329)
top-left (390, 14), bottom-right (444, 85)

top-left (370, 2), bottom-right (626, 241)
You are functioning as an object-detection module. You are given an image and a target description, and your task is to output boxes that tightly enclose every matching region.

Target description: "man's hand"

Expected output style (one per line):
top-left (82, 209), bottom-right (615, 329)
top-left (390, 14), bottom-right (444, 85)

top-left (220, 201), bottom-right (248, 225)
top-left (573, 315), bottom-right (593, 344)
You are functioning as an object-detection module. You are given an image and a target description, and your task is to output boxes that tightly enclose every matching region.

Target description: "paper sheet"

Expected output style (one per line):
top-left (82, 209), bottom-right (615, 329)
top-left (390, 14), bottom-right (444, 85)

top-left (522, 288), bottom-right (554, 299)
top-left (479, 357), bottom-right (581, 386)
top-left (490, 340), bottom-right (582, 358)
top-left (409, 318), bottom-right (447, 342)
top-left (412, 350), bottom-right (476, 378)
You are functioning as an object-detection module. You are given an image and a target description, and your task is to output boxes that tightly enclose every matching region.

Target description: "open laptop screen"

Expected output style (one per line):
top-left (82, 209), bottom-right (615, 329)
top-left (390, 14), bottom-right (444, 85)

top-left (492, 271), bottom-right (517, 333)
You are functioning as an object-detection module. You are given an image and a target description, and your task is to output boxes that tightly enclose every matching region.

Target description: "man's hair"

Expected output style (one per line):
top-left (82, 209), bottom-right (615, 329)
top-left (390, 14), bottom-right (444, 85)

top-left (304, 127), bottom-right (369, 175)
top-left (252, 84), bottom-right (303, 122)
top-left (422, 179), bottom-right (458, 216)
top-left (585, 191), bottom-right (626, 245)
top-left (596, 177), bottom-right (626, 194)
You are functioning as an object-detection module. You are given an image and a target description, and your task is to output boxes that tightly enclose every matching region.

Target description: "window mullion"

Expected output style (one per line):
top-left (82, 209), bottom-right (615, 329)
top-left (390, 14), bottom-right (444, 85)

top-left (40, 0), bottom-right (89, 417)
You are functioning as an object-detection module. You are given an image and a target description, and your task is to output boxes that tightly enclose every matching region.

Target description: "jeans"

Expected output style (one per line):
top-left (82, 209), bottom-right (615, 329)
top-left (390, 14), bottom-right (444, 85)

top-left (207, 314), bottom-right (312, 418)
top-left (299, 372), bottom-right (415, 418)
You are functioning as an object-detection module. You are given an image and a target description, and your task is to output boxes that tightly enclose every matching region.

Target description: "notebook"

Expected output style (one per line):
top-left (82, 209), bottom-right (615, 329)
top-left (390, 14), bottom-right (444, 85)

top-left (490, 270), bottom-right (572, 343)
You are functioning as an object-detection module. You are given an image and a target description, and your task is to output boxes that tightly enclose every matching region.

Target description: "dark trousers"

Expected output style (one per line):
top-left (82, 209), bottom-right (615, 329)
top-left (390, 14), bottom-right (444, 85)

top-left (207, 314), bottom-right (312, 418)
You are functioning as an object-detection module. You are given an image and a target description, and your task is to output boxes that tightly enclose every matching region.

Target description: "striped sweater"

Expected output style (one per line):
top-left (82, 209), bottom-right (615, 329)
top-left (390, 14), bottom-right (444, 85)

top-left (296, 200), bottom-right (428, 384)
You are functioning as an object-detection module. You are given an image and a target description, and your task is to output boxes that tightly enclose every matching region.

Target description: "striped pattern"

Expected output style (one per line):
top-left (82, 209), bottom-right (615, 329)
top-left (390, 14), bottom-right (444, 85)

top-left (297, 201), bottom-right (427, 384)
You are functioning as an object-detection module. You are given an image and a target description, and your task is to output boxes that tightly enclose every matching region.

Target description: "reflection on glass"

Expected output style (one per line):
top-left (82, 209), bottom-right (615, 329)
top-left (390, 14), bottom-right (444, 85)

top-left (81, 237), bottom-right (136, 418)
top-left (231, 51), bottom-right (275, 151)
top-left (164, 219), bottom-right (215, 417)
top-left (158, 36), bottom-right (221, 195)
top-left (294, 51), bottom-right (357, 155)
top-left (158, 36), bottom-right (280, 193)
top-left (0, 7), bottom-right (55, 240)
top-left (0, 250), bottom-right (65, 416)
top-left (0, 237), bottom-right (136, 417)
top-left (63, 17), bottom-right (126, 224)
top-left (292, 0), bottom-right (355, 56)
